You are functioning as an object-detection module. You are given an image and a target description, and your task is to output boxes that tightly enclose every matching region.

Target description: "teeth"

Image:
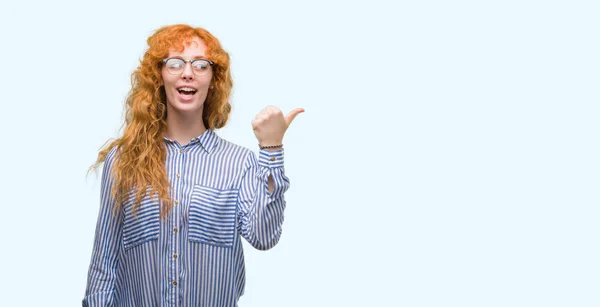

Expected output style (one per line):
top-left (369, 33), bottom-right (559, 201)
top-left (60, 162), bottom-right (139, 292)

top-left (179, 87), bottom-right (196, 92)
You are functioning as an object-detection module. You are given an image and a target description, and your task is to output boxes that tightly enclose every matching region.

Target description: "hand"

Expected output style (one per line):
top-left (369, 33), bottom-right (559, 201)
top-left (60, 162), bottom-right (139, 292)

top-left (251, 106), bottom-right (304, 146)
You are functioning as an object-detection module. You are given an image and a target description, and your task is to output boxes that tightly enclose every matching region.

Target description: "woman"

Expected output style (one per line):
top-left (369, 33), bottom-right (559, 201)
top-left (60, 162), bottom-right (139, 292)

top-left (83, 24), bottom-right (303, 307)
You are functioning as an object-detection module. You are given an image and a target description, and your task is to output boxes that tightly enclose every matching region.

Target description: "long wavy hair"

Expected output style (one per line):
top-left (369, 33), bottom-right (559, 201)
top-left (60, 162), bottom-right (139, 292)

top-left (88, 24), bottom-right (233, 217)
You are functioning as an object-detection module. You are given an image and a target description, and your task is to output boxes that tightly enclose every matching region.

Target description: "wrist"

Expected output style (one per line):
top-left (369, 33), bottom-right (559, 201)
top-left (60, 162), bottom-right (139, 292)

top-left (259, 143), bottom-right (283, 150)
top-left (258, 139), bottom-right (283, 146)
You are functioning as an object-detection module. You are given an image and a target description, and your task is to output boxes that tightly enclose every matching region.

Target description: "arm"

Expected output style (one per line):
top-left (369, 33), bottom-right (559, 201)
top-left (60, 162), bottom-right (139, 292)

top-left (237, 149), bottom-right (290, 250)
top-left (82, 149), bottom-right (122, 307)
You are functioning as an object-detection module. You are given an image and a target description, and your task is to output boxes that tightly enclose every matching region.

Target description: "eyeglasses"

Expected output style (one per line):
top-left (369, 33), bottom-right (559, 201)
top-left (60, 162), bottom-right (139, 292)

top-left (162, 58), bottom-right (214, 76)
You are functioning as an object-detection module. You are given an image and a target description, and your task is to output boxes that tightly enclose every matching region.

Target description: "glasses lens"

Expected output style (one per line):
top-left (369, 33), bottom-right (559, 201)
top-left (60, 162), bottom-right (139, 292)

top-left (191, 60), bottom-right (210, 75)
top-left (164, 59), bottom-right (212, 75)
top-left (165, 59), bottom-right (185, 74)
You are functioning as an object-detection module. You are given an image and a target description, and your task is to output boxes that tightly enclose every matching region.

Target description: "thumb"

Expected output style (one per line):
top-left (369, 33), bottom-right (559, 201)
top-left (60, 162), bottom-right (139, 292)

top-left (284, 108), bottom-right (305, 126)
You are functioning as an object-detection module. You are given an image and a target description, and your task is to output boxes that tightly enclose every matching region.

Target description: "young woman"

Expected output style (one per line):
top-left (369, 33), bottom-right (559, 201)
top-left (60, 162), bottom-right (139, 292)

top-left (83, 24), bottom-right (303, 307)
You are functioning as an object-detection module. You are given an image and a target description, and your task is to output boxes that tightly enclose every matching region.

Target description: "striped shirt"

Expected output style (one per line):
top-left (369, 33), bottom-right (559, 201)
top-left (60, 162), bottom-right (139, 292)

top-left (83, 129), bottom-right (290, 307)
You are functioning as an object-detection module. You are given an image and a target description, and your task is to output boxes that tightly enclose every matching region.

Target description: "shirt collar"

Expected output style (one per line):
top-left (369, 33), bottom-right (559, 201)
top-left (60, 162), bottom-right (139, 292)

top-left (163, 129), bottom-right (219, 154)
top-left (195, 129), bottom-right (218, 153)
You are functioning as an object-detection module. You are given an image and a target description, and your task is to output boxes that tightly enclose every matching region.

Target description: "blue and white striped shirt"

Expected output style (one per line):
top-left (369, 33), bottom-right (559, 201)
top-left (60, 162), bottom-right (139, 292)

top-left (83, 129), bottom-right (290, 307)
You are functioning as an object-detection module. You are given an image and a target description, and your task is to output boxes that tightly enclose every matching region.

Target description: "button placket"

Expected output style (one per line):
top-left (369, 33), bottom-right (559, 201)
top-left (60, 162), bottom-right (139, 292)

top-left (168, 145), bottom-right (184, 301)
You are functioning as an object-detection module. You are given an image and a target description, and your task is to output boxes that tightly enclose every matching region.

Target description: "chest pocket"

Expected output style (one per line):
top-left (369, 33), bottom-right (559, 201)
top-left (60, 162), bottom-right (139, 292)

top-left (122, 194), bottom-right (161, 251)
top-left (188, 185), bottom-right (238, 248)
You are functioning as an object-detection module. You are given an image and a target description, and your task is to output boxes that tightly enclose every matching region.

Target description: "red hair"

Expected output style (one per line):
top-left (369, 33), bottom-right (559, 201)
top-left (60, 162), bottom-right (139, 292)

top-left (89, 24), bottom-right (233, 217)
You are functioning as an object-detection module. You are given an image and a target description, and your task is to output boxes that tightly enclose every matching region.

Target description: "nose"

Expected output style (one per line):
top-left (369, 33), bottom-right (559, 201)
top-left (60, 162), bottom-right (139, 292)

top-left (181, 62), bottom-right (194, 80)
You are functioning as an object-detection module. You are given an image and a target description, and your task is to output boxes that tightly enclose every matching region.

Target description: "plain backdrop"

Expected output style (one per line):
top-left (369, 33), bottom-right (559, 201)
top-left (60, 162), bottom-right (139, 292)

top-left (0, 0), bottom-right (598, 306)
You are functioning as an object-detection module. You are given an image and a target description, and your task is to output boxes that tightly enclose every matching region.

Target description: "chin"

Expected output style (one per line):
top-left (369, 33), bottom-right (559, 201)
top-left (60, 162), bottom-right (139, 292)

top-left (167, 93), bottom-right (207, 114)
top-left (171, 101), bottom-right (204, 113)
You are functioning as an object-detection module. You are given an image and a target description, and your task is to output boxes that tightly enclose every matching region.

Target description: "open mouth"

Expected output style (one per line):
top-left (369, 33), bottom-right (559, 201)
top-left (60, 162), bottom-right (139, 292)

top-left (177, 87), bottom-right (197, 97)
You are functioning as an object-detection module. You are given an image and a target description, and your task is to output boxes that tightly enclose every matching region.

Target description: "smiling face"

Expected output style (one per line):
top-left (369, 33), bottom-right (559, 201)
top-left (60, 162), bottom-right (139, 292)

top-left (161, 36), bottom-right (213, 117)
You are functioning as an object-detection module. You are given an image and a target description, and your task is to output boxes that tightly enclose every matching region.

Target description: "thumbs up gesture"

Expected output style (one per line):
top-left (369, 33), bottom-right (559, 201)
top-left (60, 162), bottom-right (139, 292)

top-left (251, 106), bottom-right (304, 148)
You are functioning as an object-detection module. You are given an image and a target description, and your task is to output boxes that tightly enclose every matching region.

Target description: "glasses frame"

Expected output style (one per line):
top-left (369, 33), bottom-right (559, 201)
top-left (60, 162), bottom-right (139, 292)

top-left (161, 58), bottom-right (215, 75)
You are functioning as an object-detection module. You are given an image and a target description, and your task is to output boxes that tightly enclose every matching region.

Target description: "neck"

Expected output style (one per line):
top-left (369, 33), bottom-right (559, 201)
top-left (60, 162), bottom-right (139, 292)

top-left (164, 106), bottom-right (207, 146)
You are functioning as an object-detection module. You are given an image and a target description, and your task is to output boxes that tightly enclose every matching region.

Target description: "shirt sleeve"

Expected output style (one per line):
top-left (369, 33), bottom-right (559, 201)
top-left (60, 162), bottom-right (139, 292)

top-left (236, 148), bottom-right (290, 250)
top-left (82, 148), bottom-right (122, 307)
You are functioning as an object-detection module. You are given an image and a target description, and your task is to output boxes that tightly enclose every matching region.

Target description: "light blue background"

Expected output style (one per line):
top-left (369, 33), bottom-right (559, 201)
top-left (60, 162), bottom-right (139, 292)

top-left (0, 0), bottom-right (598, 306)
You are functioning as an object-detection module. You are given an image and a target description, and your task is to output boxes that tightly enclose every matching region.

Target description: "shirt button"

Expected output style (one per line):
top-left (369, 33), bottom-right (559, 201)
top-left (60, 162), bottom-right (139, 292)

top-left (176, 173), bottom-right (180, 178)
top-left (173, 254), bottom-right (178, 259)
top-left (173, 281), bottom-right (177, 286)
top-left (174, 200), bottom-right (179, 205)
top-left (179, 149), bottom-right (183, 153)
top-left (174, 227), bottom-right (178, 232)
top-left (270, 157), bottom-right (276, 161)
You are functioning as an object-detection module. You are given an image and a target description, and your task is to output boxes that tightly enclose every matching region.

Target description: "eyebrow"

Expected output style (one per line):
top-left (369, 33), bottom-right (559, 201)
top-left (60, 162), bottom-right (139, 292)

top-left (170, 55), bottom-right (208, 60)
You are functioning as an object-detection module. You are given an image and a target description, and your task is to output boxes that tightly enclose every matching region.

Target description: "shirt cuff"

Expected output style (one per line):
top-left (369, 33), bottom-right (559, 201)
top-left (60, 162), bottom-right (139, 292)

top-left (258, 148), bottom-right (284, 168)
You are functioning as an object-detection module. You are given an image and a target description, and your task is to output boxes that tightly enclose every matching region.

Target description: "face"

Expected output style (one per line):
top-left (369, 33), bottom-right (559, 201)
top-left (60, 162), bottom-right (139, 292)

top-left (161, 37), bottom-right (213, 116)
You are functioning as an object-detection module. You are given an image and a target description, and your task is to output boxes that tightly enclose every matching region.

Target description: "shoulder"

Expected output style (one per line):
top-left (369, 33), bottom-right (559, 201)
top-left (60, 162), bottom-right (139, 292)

top-left (103, 145), bottom-right (120, 169)
top-left (97, 145), bottom-right (120, 182)
top-left (215, 135), bottom-right (254, 162)
top-left (102, 145), bottom-right (120, 172)
top-left (106, 145), bottom-right (119, 162)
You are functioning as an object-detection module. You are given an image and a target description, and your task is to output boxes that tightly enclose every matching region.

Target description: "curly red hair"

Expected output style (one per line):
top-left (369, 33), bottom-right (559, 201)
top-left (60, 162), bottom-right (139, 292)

top-left (89, 24), bottom-right (233, 217)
